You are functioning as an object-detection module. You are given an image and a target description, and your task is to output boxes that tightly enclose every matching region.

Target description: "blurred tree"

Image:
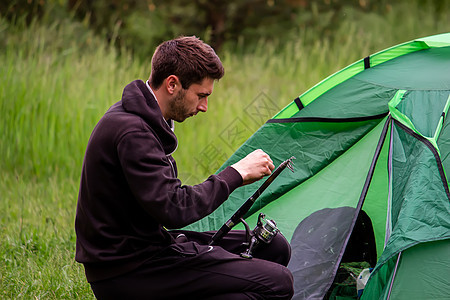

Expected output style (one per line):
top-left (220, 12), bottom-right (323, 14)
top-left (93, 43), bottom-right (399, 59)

top-left (4, 0), bottom-right (443, 57)
top-left (67, 0), bottom-right (139, 43)
top-left (149, 0), bottom-right (389, 50)
top-left (0, 0), bottom-right (45, 24)
top-left (152, 0), bottom-right (299, 50)
top-left (62, 0), bottom-right (414, 57)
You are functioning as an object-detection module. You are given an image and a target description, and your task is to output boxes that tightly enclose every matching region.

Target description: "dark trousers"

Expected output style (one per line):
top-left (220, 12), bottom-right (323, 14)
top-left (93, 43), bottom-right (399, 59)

top-left (90, 230), bottom-right (294, 299)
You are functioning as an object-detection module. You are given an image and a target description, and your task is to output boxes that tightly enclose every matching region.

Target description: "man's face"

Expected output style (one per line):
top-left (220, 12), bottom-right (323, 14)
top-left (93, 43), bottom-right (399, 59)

top-left (168, 78), bottom-right (214, 122)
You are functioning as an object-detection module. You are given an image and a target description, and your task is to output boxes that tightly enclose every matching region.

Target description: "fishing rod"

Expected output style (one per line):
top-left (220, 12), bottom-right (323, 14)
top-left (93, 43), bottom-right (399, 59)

top-left (209, 156), bottom-right (295, 246)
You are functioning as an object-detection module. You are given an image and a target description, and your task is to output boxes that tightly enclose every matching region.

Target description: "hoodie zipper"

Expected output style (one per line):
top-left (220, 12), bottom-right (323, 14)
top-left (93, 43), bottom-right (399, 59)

top-left (167, 155), bottom-right (176, 178)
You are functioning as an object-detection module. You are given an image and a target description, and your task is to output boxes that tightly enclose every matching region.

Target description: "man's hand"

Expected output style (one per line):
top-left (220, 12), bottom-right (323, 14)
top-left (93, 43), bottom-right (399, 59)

top-left (231, 149), bottom-right (275, 186)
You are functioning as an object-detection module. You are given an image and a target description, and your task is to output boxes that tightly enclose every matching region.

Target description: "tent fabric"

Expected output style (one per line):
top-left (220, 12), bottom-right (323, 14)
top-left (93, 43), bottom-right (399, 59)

top-left (184, 33), bottom-right (450, 299)
top-left (186, 116), bottom-right (387, 232)
top-left (363, 239), bottom-right (450, 299)
top-left (386, 239), bottom-right (450, 299)
top-left (377, 120), bottom-right (450, 264)
top-left (288, 207), bottom-right (357, 300)
top-left (274, 37), bottom-right (449, 119)
top-left (288, 208), bottom-right (377, 300)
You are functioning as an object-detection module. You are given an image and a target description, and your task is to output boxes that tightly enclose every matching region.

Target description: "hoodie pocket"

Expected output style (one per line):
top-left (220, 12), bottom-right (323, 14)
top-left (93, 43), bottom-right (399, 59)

top-left (168, 241), bottom-right (211, 257)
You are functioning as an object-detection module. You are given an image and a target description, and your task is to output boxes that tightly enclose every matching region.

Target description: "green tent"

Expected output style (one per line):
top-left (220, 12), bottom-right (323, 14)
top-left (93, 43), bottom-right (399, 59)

top-left (186, 33), bottom-right (450, 299)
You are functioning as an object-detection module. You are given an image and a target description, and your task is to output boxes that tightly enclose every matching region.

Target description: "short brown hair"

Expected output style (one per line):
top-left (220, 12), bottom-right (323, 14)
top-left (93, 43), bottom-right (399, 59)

top-left (149, 36), bottom-right (224, 89)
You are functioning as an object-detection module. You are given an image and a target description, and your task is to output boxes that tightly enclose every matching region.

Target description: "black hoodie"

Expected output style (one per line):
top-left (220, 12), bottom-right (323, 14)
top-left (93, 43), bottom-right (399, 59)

top-left (75, 80), bottom-right (242, 282)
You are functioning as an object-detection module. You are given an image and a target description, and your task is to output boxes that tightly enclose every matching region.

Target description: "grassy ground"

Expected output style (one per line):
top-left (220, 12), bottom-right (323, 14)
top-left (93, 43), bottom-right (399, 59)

top-left (1, 1), bottom-right (448, 298)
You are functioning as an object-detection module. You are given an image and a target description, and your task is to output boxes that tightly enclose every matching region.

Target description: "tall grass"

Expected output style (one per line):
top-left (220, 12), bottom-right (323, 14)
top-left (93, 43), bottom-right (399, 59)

top-left (0, 174), bottom-right (91, 299)
top-left (1, 1), bottom-right (448, 298)
top-left (0, 17), bottom-right (146, 179)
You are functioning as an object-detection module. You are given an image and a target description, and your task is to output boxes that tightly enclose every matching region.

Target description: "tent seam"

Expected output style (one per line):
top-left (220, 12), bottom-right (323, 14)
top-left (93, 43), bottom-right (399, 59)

top-left (350, 76), bottom-right (450, 92)
top-left (394, 120), bottom-right (450, 200)
top-left (267, 112), bottom-right (388, 124)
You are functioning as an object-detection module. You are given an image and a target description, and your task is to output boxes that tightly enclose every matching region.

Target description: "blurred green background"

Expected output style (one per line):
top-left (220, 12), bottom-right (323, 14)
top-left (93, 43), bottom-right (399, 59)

top-left (0, 0), bottom-right (448, 298)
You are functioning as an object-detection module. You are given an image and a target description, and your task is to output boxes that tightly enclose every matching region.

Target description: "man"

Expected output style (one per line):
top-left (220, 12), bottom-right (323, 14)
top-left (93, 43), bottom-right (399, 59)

top-left (75, 36), bottom-right (294, 299)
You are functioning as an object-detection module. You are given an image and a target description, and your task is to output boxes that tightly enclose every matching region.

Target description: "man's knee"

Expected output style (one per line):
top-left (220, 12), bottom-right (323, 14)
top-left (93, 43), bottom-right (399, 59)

top-left (256, 233), bottom-right (292, 267)
top-left (272, 233), bottom-right (292, 266)
top-left (265, 264), bottom-right (294, 299)
top-left (280, 265), bottom-right (295, 298)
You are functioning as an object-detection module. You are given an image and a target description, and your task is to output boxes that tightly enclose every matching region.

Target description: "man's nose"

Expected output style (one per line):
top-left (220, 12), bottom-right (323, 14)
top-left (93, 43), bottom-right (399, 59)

top-left (198, 98), bottom-right (208, 112)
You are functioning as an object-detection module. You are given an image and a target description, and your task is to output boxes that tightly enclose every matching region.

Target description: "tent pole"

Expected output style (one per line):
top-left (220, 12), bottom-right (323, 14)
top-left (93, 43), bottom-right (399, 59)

top-left (356, 116), bottom-right (392, 216)
top-left (385, 118), bottom-right (394, 248)
top-left (386, 251), bottom-right (402, 300)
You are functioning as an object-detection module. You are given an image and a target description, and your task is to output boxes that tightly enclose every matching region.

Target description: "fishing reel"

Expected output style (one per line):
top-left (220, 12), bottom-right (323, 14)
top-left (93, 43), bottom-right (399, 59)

top-left (240, 213), bottom-right (280, 259)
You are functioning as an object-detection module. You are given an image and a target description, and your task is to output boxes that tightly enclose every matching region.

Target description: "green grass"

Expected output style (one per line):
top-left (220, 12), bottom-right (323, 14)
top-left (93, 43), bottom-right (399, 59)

top-left (0, 174), bottom-right (91, 299)
top-left (1, 1), bottom-right (448, 298)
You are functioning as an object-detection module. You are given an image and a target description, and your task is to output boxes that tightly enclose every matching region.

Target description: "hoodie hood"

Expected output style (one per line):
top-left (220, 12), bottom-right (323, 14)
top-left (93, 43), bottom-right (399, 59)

top-left (121, 80), bottom-right (178, 155)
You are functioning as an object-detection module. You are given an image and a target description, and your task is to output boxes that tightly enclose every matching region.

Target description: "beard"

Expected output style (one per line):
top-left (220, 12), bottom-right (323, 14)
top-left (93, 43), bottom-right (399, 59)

top-left (168, 89), bottom-right (190, 122)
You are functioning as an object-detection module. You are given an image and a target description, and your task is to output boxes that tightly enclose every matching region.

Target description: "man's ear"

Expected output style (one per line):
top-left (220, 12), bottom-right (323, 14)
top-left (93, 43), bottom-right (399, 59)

top-left (165, 75), bottom-right (180, 95)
